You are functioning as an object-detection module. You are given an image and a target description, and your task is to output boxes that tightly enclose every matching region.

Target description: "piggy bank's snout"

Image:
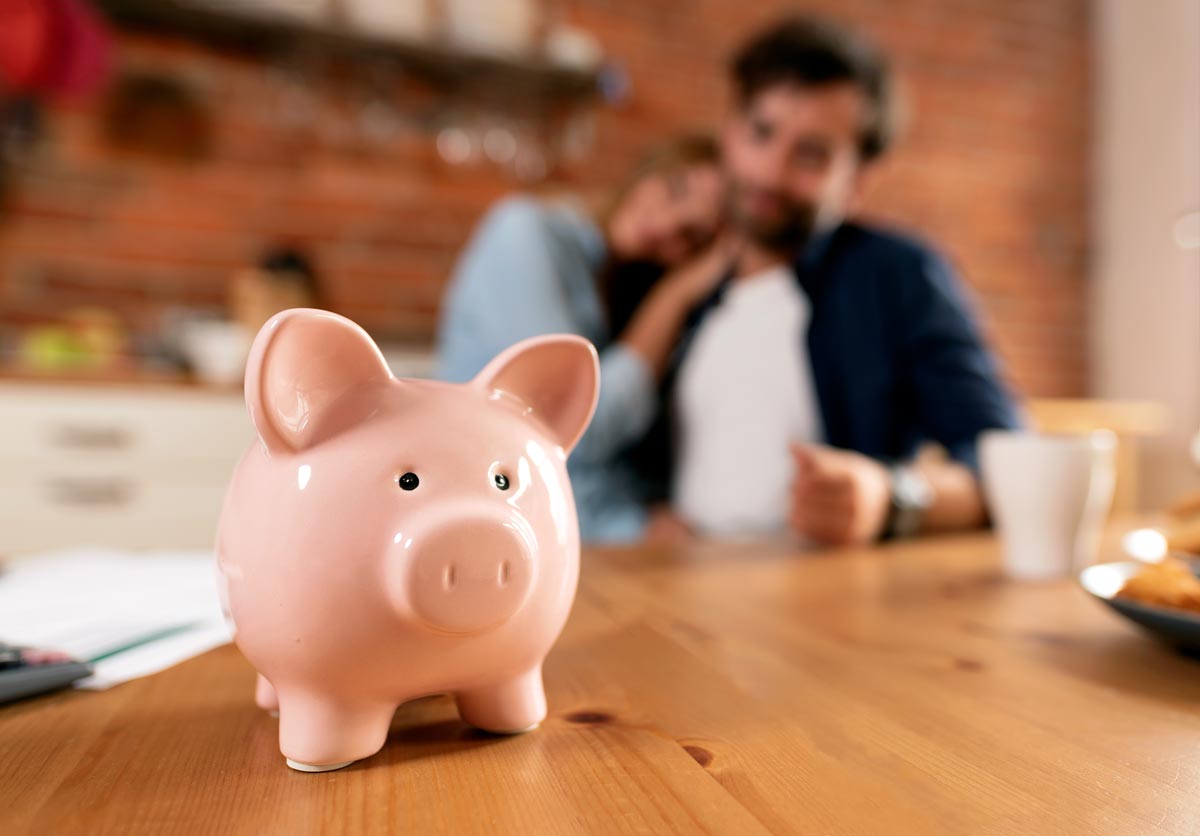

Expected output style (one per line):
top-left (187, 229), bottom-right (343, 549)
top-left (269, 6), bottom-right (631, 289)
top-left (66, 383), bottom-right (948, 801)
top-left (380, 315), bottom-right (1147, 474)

top-left (407, 520), bottom-right (536, 635)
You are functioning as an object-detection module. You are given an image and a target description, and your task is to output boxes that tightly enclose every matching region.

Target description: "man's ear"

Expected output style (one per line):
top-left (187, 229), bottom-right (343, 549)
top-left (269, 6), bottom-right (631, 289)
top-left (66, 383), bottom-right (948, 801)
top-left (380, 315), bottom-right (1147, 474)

top-left (244, 308), bottom-right (393, 454)
top-left (473, 335), bottom-right (600, 456)
top-left (845, 161), bottom-right (877, 214)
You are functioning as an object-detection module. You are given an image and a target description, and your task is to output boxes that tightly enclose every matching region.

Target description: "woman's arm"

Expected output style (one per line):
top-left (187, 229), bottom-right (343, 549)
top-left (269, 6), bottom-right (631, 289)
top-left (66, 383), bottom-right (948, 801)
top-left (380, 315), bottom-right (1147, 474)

top-left (616, 234), bottom-right (741, 378)
top-left (574, 234), bottom-right (741, 464)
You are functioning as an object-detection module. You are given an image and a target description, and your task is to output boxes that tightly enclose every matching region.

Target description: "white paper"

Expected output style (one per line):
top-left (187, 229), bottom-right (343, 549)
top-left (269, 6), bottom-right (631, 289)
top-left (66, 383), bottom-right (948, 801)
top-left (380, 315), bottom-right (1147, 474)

top-left (0, 549), bottom-right (232, 689)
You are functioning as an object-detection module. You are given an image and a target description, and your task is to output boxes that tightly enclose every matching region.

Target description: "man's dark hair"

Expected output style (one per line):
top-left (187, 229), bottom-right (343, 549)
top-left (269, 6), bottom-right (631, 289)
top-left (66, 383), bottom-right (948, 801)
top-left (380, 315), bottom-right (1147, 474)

top-left (731, 16), bottom-right (896, 162)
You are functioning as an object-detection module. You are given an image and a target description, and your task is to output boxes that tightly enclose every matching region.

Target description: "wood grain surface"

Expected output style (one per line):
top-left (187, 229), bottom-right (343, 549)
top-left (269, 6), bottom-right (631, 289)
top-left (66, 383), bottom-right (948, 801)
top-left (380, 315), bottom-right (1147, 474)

top-left (3, 531), bottom-right (1199, 835)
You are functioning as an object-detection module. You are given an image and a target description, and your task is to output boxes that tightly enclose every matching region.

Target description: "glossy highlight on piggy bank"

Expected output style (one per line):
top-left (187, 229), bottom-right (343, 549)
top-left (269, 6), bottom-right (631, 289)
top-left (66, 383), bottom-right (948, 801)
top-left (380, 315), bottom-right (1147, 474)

top-left (216, 309), bottom-right (599, 772)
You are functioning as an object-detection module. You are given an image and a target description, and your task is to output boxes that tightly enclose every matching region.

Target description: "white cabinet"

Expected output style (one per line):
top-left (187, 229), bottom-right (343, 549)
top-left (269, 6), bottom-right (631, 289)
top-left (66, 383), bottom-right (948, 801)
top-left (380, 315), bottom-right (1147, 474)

top-left (0, 382), bottom-right (253, 555)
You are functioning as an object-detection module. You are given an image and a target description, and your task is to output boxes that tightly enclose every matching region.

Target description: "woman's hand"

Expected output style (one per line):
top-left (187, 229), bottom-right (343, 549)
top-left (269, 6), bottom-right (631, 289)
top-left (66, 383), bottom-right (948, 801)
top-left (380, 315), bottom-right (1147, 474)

top-left (656, 231), bottom-right (744, 309)
top-left (617, 232), bottom-right (742, 378)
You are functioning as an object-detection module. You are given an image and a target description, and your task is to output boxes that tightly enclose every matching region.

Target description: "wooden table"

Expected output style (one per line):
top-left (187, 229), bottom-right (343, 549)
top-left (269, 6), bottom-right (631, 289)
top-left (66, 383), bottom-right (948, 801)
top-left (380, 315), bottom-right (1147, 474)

top-left (3, 532), bottom-right (1199, 834)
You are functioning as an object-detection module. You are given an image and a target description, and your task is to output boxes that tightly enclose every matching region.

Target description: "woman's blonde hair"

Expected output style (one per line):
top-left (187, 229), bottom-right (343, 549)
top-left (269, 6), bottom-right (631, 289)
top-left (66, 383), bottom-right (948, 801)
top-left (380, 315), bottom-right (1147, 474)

top-left (601, 132), bottom-right (721, 227)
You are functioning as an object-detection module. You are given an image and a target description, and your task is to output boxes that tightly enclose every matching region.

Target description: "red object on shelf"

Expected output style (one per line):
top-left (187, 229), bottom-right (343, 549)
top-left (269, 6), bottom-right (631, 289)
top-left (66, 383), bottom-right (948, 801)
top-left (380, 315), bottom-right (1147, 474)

top-left (0, 0), bottom-right (110, 98)
top-left (41, 0), bottom-right (112, 97)
top-left (0, 0), bottom-right (54, 92)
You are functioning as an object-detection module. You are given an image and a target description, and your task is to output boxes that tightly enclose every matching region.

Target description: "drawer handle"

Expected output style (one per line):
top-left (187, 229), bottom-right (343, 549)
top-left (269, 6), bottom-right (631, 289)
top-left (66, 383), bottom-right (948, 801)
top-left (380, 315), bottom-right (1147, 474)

top-left (49, 425), bottom-right (132, 450)
top-left (45, 478), bottom-right (133, 507)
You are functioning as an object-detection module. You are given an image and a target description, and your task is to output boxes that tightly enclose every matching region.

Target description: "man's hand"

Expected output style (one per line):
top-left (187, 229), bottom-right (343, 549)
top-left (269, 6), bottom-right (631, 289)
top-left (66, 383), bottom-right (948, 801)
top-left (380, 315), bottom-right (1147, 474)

top-left (789, 443), bottom-right (892, 546)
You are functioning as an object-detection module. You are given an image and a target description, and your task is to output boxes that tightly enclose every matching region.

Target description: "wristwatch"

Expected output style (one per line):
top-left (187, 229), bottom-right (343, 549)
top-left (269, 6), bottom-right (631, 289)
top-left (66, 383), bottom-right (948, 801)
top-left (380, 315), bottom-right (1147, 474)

top-left (884, 464), bottom-right (933, 540)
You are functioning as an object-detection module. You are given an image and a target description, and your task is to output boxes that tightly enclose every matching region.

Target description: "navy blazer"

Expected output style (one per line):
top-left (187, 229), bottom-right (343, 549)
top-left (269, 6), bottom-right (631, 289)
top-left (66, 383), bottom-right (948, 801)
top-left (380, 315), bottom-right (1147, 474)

top-left (631, 221), bottom-right (1024, 502)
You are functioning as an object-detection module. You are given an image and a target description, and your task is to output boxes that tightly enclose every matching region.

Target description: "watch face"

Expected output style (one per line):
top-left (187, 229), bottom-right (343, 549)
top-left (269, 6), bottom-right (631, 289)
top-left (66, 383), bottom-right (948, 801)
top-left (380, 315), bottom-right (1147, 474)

top-left (888, 466), bottom-right (933, 539)
top-left (895, 468), bottom-right (934, 511)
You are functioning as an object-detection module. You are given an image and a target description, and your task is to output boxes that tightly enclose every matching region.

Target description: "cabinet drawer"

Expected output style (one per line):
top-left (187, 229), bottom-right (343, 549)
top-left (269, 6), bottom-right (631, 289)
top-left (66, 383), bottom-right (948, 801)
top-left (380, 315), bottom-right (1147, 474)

top-left (0, 465), bottom-right (232, 555)
top-left (0, 384), bottom-right (252, 463)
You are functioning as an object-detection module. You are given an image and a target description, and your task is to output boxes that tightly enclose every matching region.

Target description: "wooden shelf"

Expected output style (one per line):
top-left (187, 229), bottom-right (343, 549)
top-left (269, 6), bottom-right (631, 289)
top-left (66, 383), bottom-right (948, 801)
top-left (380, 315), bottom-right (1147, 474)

top-left (95, 0), bottom-right (601, 101)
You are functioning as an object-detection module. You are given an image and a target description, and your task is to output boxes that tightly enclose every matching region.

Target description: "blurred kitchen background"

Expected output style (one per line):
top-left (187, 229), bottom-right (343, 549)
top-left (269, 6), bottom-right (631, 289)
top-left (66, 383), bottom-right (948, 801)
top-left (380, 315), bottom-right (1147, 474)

top-left (0, 0), bottom-right (1196, 554)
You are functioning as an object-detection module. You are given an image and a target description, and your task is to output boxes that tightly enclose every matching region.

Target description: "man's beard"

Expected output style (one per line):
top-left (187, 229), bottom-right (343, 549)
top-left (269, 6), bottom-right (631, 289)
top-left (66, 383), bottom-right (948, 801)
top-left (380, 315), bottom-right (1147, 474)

top-left (730, 187), bottom-right (821, 255)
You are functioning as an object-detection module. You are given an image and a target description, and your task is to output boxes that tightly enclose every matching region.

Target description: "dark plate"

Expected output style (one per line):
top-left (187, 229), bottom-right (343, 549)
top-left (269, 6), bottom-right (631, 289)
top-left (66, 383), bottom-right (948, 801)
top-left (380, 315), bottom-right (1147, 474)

top-left (1080, 561), bottom-right (1200, 656)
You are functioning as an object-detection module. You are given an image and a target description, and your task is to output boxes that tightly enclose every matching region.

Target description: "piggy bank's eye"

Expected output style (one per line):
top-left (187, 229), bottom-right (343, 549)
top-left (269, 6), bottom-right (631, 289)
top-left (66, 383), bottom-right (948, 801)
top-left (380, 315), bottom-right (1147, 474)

top-left (493, 472), bottom-right (510, 491)
top-left (398, 472), bottom-right (420, 491)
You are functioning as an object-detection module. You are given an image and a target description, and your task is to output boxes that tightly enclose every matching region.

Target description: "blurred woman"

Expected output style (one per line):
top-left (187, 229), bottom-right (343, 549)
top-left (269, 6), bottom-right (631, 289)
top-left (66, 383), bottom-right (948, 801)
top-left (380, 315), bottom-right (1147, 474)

top-left (436, 135), bottom-right (735, 543)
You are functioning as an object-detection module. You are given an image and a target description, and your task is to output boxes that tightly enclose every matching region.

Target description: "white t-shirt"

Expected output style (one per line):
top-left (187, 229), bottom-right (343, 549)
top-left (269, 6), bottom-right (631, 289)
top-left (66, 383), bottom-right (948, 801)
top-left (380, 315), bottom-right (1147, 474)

top-left (673, 265), bottom-right (820, 538)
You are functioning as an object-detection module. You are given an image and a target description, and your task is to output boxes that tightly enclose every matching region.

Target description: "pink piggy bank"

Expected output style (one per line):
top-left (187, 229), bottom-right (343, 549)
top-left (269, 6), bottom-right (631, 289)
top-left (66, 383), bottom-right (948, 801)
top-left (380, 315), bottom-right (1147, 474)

top-left (216, 308), bottom-right (599, 772)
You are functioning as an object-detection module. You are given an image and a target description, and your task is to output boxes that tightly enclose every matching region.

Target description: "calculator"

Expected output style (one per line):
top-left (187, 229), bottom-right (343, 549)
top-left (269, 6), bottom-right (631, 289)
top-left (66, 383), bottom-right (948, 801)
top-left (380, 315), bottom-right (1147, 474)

top-left (0, 643), bottom-right (94, 705)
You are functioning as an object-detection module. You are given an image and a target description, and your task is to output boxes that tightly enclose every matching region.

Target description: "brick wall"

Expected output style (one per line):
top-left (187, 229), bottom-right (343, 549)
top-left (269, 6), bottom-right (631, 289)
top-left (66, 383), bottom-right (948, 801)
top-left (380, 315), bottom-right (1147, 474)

top-left (0, 0), bottom-right (1090, 396)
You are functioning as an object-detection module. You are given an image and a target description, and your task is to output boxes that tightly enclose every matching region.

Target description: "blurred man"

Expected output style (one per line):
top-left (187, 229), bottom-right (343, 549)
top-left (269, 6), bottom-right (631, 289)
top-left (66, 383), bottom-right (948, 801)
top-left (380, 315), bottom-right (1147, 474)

top-left (652, 16), bottom-right (1022, 545)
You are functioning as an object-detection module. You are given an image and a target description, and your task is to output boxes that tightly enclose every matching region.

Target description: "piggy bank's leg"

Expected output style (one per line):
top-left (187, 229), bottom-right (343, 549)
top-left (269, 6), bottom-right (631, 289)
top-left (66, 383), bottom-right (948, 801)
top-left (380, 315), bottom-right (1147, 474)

top-left (255, 674), bottom-right (280, 715)
top-left (456, 665), bottom-right (546, 734)
top-left (277, 691), bottom-right (395, 773)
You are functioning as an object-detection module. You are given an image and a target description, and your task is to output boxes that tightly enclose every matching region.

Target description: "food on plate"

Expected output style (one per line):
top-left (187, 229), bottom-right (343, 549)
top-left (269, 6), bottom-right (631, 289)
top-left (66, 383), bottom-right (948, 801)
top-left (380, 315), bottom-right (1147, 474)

top-left (1117, 556), bottom-right (1200, 615)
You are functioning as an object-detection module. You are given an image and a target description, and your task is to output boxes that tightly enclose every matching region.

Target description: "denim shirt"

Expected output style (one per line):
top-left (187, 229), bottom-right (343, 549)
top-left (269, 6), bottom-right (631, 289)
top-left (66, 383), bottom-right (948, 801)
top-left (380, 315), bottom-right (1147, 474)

top-left (435, 196), bottom-right (655, 543)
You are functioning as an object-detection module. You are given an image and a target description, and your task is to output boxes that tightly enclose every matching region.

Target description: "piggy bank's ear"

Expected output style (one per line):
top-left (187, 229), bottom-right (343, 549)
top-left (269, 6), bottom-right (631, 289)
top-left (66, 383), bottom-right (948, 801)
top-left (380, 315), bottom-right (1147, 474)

top-left (245, 308), bottom-right (393, 453)
top-left (473, 335), bottom-right (600, 455)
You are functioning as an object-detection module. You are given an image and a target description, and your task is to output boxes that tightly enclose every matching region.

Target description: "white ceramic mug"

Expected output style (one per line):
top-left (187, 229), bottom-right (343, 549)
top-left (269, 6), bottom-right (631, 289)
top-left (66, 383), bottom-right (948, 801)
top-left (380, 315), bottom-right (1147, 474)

top-left (179, 319), bottom-right (251, 386)
top-left (979, 430), bottom-right (1117, 581)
